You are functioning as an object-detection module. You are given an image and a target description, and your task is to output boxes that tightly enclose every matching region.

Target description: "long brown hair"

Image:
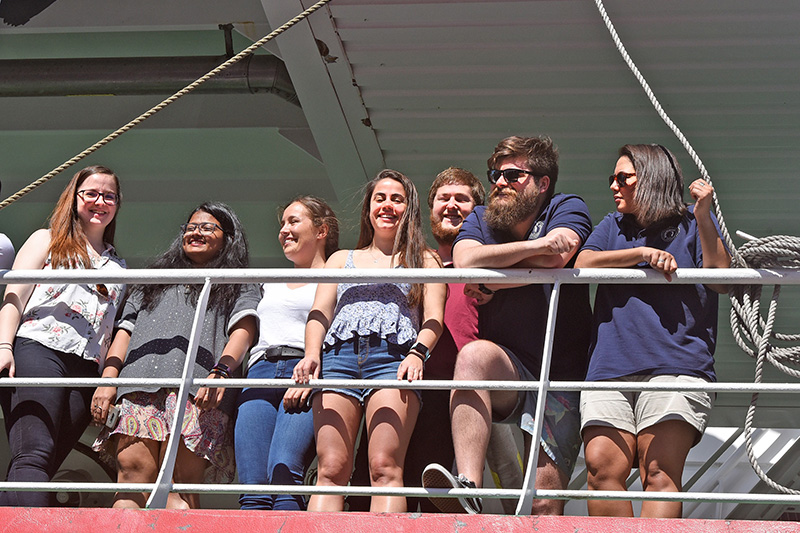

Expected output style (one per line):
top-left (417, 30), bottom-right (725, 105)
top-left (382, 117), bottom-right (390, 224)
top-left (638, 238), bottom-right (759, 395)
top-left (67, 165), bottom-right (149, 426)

top-left (357, 169), bottom-right (432, 307)
top-left (48, 165), bottom-right (121, 268)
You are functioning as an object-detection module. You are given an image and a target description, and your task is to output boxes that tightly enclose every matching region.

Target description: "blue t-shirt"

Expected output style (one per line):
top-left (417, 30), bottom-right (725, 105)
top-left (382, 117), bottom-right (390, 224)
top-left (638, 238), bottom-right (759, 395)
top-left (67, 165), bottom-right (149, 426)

top-left (582, 207), bottom-right (722, 382)
top-left (454, 193), bottom-right (593, 380)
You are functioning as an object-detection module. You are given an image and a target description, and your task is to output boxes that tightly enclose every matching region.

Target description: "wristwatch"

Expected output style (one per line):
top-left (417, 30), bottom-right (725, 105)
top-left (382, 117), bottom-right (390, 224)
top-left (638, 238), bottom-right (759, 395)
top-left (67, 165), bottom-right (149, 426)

top-left (408, 341), bottom-right (431, 362)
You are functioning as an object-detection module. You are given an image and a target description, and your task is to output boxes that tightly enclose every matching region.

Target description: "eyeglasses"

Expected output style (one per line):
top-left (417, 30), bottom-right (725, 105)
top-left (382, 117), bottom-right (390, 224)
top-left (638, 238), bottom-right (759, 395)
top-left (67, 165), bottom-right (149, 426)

top-left (180, 222), bottom-right (225, 235)
top-left (608, 171), bottom-right (636, 188)
top-left (487, 168), bottom-right (540, 184)
top-left (77, 189), bottom-right (118, 205)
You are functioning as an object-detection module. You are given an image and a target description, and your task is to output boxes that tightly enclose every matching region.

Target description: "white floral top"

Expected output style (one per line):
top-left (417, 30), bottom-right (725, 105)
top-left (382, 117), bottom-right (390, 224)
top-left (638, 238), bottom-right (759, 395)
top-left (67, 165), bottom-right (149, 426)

top-left (16, 245), bottom-right (126, 367)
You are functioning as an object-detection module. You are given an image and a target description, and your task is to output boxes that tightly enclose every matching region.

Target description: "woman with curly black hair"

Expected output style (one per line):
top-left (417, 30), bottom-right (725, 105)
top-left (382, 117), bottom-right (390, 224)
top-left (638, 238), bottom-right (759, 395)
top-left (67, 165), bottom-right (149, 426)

top-left (92, 201), bottom-right (259, 509)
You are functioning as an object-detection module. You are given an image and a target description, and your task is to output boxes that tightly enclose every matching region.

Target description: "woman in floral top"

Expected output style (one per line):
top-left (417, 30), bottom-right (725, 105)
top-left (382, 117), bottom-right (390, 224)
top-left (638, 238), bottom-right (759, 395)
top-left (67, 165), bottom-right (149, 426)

top-left (0, 165), bottom-right (126, 506)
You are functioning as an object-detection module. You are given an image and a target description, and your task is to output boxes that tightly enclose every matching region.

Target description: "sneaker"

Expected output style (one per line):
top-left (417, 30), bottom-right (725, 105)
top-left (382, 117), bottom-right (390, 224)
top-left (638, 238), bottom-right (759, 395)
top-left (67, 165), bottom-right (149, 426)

top-left (421, 463), bottom-right (482, 514)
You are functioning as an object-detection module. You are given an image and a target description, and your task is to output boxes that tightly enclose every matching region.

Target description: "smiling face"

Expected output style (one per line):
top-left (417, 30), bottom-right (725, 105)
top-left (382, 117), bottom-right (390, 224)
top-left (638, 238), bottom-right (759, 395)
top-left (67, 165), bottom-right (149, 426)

top-left (430, 183), bottom-right (476, 245)
top-left (75, 173), bottom-right (118, 233)
top-left (611, 155), bottom-right (638, 216)
top-left (369, 178), bottom-right (408, 235)
top-left (182, 210), bottom-right (226, 266)
top-left (279, 201), bottom-right (325, 267)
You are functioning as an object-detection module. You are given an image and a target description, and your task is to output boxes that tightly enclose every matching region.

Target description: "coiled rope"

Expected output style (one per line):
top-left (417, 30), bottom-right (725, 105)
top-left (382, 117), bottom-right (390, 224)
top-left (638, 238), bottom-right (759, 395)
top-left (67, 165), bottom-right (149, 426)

top-left (594, 0), bottom-right (800, 495)
top-left (0, 0), bottom-right (332, 210)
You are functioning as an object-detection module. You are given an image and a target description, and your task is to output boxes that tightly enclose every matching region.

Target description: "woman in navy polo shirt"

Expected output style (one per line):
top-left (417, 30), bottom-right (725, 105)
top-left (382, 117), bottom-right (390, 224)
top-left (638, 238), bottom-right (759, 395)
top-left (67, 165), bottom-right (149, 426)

top-left (575, 144), bottom-right (730, 518)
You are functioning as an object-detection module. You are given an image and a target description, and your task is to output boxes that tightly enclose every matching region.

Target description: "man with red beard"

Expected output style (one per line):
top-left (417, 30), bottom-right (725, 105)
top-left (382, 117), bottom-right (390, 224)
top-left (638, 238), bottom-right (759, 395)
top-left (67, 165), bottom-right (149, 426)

top-left (401, 167), bottom-right (485, 512)
top-left (423, 136), bottom-right (592, 515)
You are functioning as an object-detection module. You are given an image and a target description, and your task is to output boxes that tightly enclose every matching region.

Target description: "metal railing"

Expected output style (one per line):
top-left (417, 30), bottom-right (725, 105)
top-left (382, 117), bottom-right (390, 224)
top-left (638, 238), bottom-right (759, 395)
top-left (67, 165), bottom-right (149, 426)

top-left (1, 267), bottom-right (800, 514)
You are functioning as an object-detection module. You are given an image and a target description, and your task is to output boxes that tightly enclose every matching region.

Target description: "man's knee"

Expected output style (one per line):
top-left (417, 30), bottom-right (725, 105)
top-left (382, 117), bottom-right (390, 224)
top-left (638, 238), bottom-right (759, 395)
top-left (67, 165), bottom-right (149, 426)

top-left (453, 340), bottom-right (512, 380)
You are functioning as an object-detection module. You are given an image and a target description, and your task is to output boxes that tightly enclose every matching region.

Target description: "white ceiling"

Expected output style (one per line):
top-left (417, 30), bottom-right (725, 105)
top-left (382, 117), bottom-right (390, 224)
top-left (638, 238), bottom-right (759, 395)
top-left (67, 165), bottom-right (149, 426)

top-left (1, 0), bottom-right (799, 423)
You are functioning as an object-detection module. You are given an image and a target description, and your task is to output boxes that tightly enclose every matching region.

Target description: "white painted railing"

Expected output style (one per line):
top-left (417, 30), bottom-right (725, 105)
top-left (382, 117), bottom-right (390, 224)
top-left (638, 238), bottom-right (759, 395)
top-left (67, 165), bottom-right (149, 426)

top-left (1, 267), bottom-right (799, 514)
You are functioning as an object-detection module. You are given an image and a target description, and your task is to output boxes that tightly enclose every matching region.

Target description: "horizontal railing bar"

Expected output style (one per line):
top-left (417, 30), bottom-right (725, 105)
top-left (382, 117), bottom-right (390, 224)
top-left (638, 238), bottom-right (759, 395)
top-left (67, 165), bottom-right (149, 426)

top-left (0, 267), bottom-right (799, 285)
top-left (4, 377), bottom-right (800, 394)
top-left (8, 481), bottom-right (800, 506)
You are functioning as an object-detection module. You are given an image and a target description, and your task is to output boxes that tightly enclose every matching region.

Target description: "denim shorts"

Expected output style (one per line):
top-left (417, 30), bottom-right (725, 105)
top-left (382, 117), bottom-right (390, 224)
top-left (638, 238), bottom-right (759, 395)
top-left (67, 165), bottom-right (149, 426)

top-left (494, 344), bottom-right (583, 479)
top-left (320, 334), bottom-right (421, 405)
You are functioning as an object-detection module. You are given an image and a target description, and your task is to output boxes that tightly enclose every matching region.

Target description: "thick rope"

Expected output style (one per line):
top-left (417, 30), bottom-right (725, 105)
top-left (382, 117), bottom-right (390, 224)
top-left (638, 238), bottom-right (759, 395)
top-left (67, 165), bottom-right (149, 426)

top-left (0, 0), bottom-right (333, 210)
top-left (594, 0), bottom-right (800, 494)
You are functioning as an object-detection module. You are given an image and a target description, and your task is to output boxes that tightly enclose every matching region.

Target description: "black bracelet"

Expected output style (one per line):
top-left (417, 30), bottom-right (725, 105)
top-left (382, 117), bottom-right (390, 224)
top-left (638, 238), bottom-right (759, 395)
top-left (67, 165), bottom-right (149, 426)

top-left (211, 362), bottom-right (232, 379)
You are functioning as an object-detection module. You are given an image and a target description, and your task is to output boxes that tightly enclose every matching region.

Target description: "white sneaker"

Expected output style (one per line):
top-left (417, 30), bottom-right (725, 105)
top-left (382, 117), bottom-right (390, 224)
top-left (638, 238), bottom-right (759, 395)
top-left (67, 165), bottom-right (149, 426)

top-left (421, 463), bottom-right (482, 514)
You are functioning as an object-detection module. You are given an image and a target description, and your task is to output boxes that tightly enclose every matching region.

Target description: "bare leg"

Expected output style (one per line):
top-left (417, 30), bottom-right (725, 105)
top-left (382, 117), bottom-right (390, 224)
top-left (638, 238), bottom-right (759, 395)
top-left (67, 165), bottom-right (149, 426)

top-left (637, 419), bottom-right (697, 518)
top-left (450, 340), bottom-right (520, 486)
top-left (113, 435), bottom-right (160, 509)
top-left (364, 388), bottom-right (420, 513)
top-left (168, 440), bottom-right (210, 509)
top-left (307, 392), bottom-right (362, 512)
top-left (522, 433), bottom-right (571, 516)
top-left (584, 426), bottom-right (636, 517)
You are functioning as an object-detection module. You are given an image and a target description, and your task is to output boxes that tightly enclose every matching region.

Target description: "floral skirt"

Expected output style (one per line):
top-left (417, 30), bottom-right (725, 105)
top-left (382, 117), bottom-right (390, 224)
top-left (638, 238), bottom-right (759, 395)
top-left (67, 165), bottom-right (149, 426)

top-left (92, 389), bottom-right (235, 483)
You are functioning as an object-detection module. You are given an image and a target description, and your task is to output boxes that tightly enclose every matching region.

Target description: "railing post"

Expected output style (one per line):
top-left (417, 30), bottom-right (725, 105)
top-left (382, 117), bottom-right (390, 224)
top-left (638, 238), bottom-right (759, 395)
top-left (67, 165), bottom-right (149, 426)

top-left (515, 280), bottom-right (561, 515)
top-left (146, 277), bottom-right (213, 509)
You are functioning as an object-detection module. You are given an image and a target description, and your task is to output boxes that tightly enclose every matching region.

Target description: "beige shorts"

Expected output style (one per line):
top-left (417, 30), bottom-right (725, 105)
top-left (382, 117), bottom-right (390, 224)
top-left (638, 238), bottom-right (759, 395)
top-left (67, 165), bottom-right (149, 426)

top-left (580, 374), bottom-right (713, 444)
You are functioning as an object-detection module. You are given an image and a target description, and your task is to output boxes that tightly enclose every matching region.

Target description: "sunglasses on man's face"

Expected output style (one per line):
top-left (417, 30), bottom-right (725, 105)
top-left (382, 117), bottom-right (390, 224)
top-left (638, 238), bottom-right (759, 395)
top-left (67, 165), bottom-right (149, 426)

top-left (609, 171), bottom-right (636, 188)
top-left (487, 168), bottom-right (540, 184)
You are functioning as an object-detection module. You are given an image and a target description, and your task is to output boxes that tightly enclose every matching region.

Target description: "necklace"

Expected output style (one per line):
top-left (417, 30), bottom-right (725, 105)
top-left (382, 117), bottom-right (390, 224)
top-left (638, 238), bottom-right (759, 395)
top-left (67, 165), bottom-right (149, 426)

top-left (367, 247), bottom-right (381, 264)
top-left (367, 246), bottom-right (391, 264)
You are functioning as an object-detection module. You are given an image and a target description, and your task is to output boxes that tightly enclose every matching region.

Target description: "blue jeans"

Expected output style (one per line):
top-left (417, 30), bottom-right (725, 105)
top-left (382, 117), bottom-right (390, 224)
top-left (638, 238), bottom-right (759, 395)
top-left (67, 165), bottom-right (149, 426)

top-left (0, 338), bottom-right (98, 507)
top-left (234, 357), bottom-right (315, 510)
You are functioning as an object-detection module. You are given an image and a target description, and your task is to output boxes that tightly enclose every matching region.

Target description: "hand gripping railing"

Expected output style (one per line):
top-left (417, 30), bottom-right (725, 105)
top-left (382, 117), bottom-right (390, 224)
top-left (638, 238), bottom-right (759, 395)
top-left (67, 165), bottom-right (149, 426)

top-left (2, 267), bottom-right (800, 512)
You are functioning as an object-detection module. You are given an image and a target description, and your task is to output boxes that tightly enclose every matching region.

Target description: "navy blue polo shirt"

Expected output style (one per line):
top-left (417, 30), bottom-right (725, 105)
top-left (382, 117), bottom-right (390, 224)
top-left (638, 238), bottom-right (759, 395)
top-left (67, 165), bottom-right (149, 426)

top-left (455, 193), bottom-right (593, 381)
top-left (582, 207), bottom-right (722, 382)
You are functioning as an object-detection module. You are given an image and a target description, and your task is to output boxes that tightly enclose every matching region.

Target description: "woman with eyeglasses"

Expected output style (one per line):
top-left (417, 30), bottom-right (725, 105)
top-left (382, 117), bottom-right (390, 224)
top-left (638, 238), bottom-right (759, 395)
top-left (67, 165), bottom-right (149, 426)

top-left (235, 195), bottom-right (339, 510)
top-left (293, 169), bottom-right (446, 512)
top-left (91, 201), bottom-right (259, 509)
top-left (0, 165), bottom-right (126, 506)
top-left (574, 144), bottom-right (730, 518)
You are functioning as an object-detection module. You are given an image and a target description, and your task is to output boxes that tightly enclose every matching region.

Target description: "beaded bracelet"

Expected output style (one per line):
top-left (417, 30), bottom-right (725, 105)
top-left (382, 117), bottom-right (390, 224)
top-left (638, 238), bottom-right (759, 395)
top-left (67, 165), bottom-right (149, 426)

top-left (210, 362), bottom-right (232, 379)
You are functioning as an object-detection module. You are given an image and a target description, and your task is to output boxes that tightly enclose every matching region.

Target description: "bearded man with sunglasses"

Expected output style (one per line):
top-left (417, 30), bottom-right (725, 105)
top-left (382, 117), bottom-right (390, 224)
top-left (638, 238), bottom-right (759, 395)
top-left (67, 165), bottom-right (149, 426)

top-left (422, 135), bottom-right (592, 515)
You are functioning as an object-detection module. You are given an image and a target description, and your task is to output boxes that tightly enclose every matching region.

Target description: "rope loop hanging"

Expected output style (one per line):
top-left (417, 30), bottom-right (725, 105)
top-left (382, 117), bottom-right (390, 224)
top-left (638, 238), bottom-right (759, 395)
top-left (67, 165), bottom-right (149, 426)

top-left (594, 0), bottom-right (800, 495)
top-left (0, 0), bottom-right (333, 210)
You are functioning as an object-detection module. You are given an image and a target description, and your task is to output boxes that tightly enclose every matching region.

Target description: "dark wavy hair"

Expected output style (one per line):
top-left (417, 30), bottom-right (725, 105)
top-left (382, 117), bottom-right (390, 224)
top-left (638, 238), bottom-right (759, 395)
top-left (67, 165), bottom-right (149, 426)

top-left (357, 169), bottom-right (432, 308)
top-left (137, 202), bottom-right (249, 317)
top-left (620, 144), bottom-right (687, 227)
top-left (280, 195), bottom-right (339, 259)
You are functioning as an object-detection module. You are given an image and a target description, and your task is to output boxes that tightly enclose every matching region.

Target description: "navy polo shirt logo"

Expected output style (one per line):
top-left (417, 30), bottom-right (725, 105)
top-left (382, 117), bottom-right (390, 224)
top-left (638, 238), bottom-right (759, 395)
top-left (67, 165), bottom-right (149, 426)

top-left (529, 221), bottom-right (545, 240)
top-left (661, 226), bottom-right (679, 242)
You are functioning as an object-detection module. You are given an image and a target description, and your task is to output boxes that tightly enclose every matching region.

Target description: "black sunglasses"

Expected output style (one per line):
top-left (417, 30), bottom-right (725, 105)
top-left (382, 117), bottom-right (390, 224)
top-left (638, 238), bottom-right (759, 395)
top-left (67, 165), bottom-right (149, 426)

top-left (487, 168), bottom-right (540, 184)
top-left (609, 171), bottom-right (636, 188)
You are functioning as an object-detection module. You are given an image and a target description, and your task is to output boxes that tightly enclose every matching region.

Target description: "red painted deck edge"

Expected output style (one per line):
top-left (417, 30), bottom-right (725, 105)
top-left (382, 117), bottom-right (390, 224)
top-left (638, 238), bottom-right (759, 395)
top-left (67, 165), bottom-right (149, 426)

top-left (0, 509), bottom-right (798, 533)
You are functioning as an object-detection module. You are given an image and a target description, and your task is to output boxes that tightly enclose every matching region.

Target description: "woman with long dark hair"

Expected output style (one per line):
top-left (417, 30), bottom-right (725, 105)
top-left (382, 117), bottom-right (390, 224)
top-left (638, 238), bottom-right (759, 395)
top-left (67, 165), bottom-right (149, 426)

top-left (575, 144), bottom-right (730, 518)
top-left (235, 195), bottom-right (339, 510)
top-left (0, 165), bottom-right (126, 506)
top-left (91, 201), bottom-right (259, 509)
top-left (293, 169), bottom-right (446, 512)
